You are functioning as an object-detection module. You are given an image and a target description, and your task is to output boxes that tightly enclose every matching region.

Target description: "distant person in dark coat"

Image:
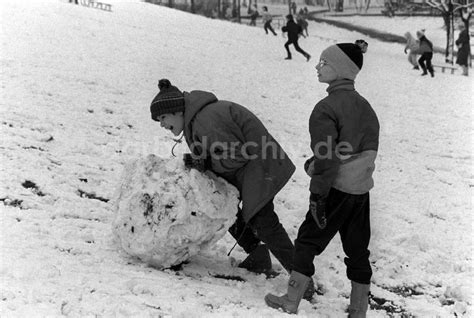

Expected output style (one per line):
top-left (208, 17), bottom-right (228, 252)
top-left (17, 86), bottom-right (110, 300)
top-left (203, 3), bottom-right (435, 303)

top-left (416, 30), bottom-right (434, 77)
top-left (282, 14), bottom-right (311, 61)
top-left (291, 1), bottom-right (297, 15)
top-left (455, 23), bottom-right (470, 76)
top-left (249, 5), bottom-right (259, 26)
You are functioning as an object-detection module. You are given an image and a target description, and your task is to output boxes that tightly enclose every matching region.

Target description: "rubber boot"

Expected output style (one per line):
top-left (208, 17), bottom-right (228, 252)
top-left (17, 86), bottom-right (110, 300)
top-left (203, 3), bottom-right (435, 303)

top-left (347, 281), bottom-right (370, 318)
top-left (264, 271), bottom-right (311, 314)
top-left (462, 66), bottom-right (469, 76)
top-left (420, 65), bottom-right (427, 76)
top-left (303, 277), bottom-right (316, 301)
top-left (238, 244), bottom-right (274, 276)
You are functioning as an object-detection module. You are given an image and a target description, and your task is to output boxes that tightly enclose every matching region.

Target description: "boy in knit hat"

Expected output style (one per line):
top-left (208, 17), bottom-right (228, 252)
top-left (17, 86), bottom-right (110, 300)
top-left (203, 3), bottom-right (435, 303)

top-left (150, 79), bottom-right (316, 300)
top-left (265, 42), bottom-right (380, 317)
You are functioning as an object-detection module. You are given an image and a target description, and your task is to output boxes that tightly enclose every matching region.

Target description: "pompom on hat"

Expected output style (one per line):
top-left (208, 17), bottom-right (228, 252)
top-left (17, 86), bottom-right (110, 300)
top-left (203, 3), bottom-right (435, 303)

top-left (320, 43), bottom-right (364, 80)
top-left (150, 79), bottom-right (185, 121)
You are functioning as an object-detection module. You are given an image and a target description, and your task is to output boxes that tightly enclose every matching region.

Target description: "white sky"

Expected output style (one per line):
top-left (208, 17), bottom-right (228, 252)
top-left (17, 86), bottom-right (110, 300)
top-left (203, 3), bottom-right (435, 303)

top-left (1, 0), bottom-right (472, 317)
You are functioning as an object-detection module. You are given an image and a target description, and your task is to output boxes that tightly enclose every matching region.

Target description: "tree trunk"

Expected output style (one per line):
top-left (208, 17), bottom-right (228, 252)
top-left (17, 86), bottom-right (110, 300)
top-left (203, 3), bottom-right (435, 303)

top-left (237, 0), bottom-right (241, 22)
top-left (442, 12), bottom-right (451, 62)
top-left (449, 10), bottom-right (455, 64)
top-left (365, 0), bottom-right (371, 13)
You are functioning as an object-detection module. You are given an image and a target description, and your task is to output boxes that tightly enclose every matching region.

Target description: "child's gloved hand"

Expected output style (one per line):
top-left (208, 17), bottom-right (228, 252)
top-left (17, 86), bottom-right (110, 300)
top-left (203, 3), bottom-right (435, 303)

top-left (310, 193), bottom-right (327, 229)
top-left (183, 153), bottom-right (210, 172)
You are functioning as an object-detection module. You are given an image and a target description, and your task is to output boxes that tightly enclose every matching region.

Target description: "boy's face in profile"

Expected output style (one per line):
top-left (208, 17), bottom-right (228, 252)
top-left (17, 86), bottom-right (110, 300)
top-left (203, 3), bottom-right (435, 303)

top-left (156, 113), bottom-right (184, 136)
top-left (315, 59), bottom-right (338, 84)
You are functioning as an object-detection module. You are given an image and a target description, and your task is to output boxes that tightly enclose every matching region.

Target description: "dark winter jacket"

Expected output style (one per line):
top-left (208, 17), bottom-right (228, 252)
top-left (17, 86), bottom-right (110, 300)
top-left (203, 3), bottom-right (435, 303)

top-left (306, 79), bottom-right (379, 197)
top-left (182, 90), bottom-right (296, 222)
top-left (296, 18), bottom-right (308, 30)
top-left (455, 28), bottom-right (470, 66)
top-left (416, 36), bottom-right (433, 54)
top-left (282, 19), bottom-right (302, 42)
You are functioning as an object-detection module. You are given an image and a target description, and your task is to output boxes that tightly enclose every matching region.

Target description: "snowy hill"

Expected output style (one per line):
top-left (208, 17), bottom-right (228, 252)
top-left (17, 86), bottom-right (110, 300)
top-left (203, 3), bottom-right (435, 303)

top-left (0, 0), bottom-right (472, 316)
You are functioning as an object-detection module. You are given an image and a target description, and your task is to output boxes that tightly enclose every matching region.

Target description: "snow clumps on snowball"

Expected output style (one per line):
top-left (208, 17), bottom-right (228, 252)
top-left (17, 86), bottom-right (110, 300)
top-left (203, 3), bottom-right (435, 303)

top-left (112, 154), bottom-right (239, 268)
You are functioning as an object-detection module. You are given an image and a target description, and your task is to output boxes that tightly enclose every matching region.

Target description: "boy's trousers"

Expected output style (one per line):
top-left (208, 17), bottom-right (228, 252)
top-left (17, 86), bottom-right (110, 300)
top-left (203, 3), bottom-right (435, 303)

top-left (293, 188), bottom-right (372, 284)
top-left (229, 199), bottom-right (294, 272)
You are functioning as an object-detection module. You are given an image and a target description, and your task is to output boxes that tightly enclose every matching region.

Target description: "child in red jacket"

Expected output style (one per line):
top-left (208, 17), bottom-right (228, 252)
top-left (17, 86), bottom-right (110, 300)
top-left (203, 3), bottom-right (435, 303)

top-left (265, 42), bottom-right (380, 317)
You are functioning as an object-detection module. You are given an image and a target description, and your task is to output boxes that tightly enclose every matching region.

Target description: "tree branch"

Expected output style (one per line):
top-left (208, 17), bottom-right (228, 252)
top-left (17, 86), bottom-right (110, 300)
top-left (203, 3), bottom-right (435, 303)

top-left (426, 0), bottom-right (446, 12)
top-left (453, 3), bottom-right (474, 13)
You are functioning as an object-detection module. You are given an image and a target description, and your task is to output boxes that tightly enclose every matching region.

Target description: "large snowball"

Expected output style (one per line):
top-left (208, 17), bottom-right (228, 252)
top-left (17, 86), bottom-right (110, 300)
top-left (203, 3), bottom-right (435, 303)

top-left (112, 154), bottom-right (239, 269)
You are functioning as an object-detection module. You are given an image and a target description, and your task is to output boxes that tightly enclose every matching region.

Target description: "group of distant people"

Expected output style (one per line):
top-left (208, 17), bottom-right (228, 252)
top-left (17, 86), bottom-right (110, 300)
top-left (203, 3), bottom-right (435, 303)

top-left (403, 30), bottom-right (435, 77)
top-left (249, 5), bottom-right (311, 61)
top-left (252, 6), bottom-right (309, 35)
top-left (253, 7), bottom-right (370, 64)
top-left (404, 24), bottom-right (470, 77)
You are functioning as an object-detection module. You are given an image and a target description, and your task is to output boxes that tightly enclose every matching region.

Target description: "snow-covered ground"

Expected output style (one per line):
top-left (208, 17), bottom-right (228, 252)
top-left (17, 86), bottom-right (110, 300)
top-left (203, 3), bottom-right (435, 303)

top-left (0, 0), bottom-right (472, 317)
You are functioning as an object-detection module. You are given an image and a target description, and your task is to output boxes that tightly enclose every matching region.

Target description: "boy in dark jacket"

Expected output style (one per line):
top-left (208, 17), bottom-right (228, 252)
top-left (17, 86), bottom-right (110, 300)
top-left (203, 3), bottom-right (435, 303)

top-left (282, 14), bottom-right (311, 61)
top-left (416, 30), bottom-right (434, 77)
top-left (150, 79), bottom-right (315, 299)
top-left (265, 43), bottom-right (380, 317)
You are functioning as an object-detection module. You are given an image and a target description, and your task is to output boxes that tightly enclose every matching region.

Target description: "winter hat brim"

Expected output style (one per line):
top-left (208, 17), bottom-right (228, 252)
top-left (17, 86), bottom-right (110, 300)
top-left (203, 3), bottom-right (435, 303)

top-left (320, 44), bottom-right (362, 80)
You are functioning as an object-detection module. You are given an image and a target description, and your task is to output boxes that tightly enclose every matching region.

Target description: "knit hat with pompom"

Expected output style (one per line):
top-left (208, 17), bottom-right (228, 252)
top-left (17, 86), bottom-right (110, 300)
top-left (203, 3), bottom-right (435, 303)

top-left (150, 79), bottom-right (185, 121)
top-left (320, 43), bottom-right (364, 80)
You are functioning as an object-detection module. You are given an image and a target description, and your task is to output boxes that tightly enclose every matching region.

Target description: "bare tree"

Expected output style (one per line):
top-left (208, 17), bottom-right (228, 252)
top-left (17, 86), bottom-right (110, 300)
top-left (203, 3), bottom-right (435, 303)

top-left (426, 0), bottom-right (474, 63)
top-left (365, 0), bottom-right (371, 13)
top-left (327, 0), bottom-right (333, 11)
